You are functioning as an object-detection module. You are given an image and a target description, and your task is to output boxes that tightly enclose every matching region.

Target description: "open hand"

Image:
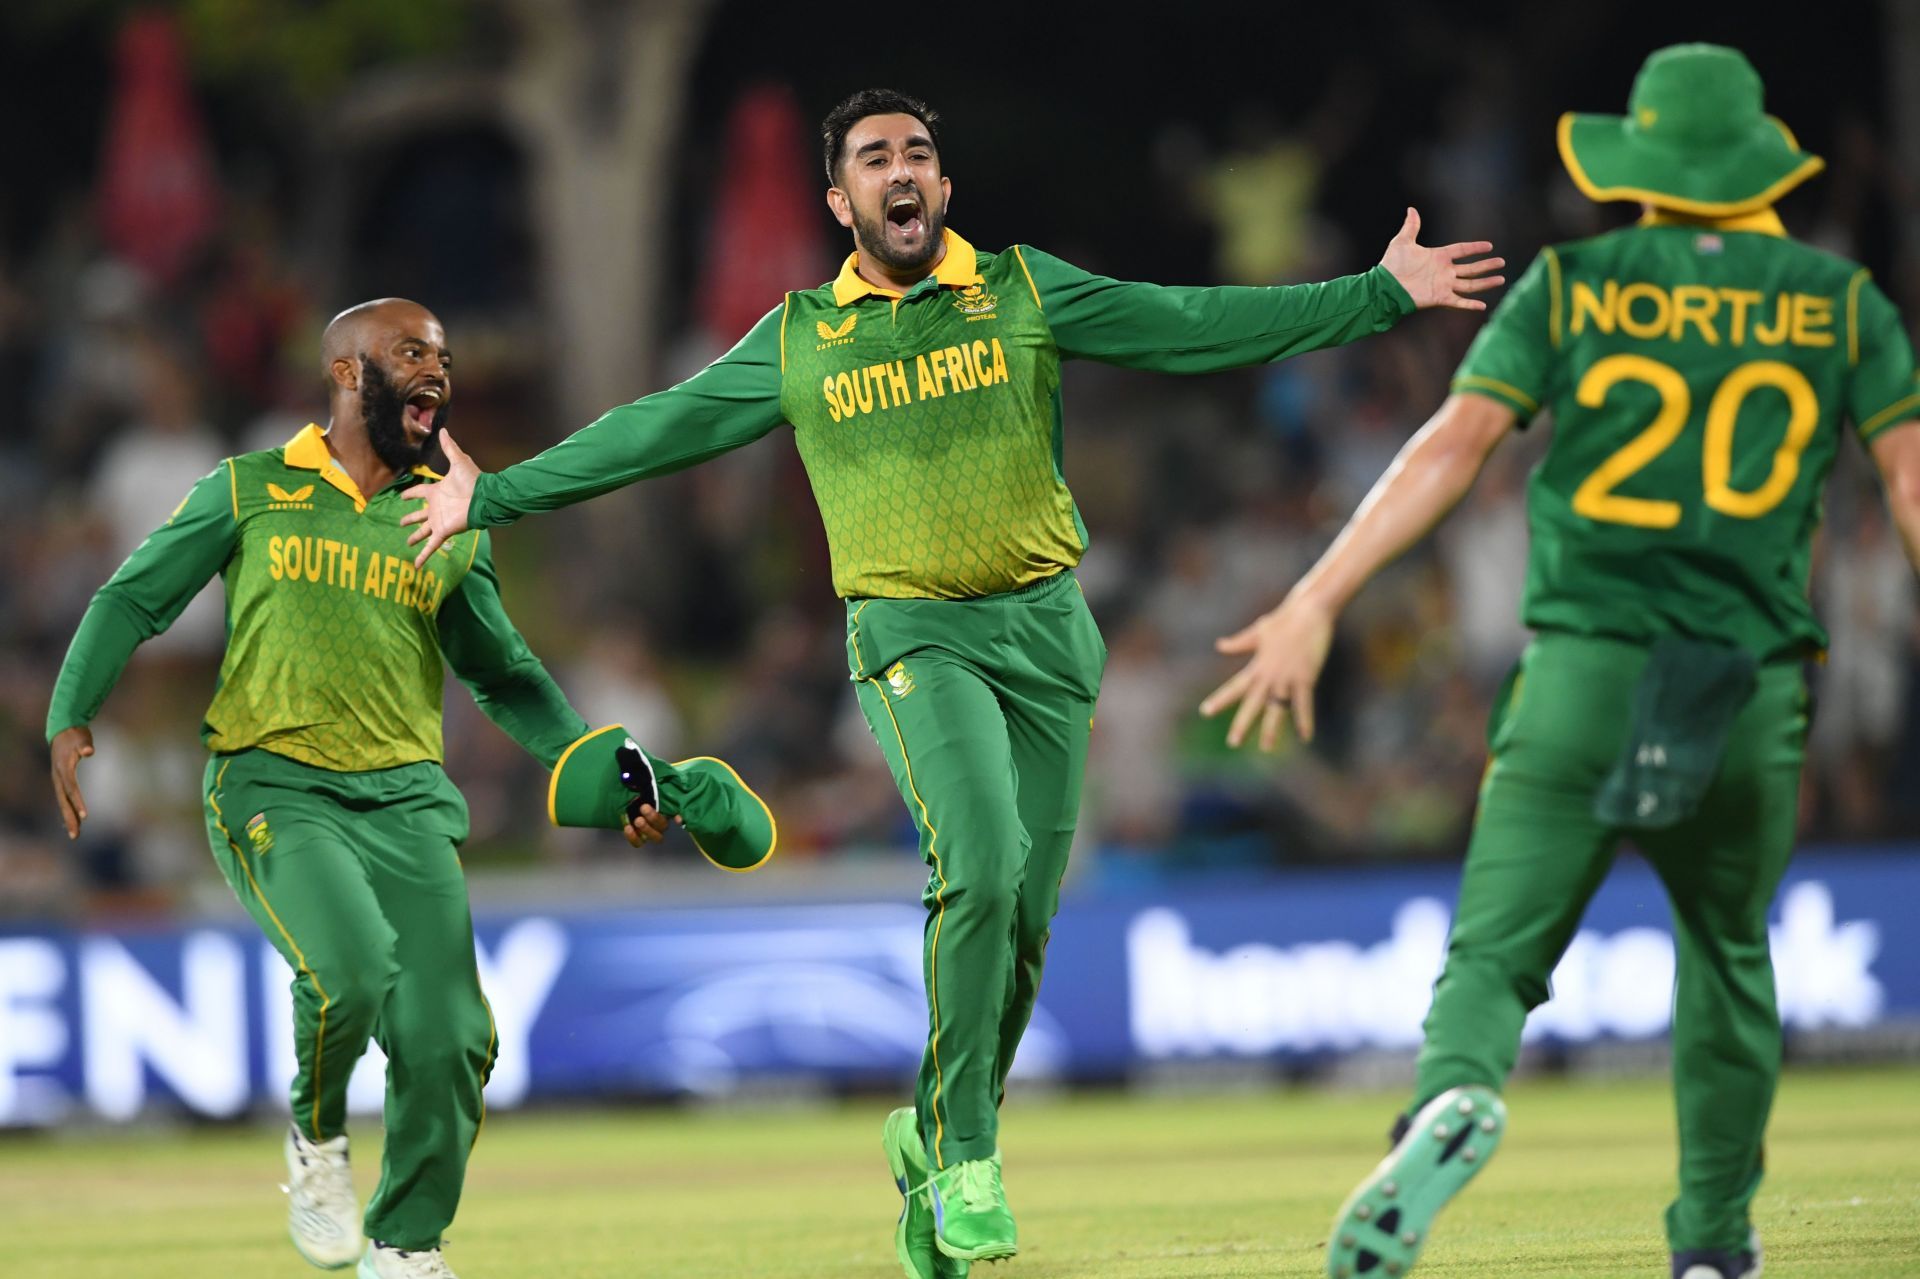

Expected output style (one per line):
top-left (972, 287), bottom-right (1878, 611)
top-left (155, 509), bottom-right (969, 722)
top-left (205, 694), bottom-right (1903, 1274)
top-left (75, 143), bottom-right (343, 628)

top-left (402, 431), bottom-right (479, 567)
top-left (1199, 596), bottom-right (1337, 751)
top-left (50, 726), bottom-right (94, 839)
top-left (1379, 207), bottom-right (1505, 311)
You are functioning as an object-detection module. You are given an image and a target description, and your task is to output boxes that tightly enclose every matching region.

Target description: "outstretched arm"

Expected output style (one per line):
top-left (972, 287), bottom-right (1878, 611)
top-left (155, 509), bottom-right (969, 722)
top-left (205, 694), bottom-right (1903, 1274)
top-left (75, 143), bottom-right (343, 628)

top-left (1027, 208), bottom-right (1503, 372)
top-left (1201, 392), bottom-right (1515, 749)
top-left (405, 303), bottom-right (789, 565)
top-left (436, 535), bottom-right (670, 844)
top-left (1870, 421), bottom-right (1920, 569)
top-left (437, 533), bottom-right (586, 767)
top-left (48, 464), bottom-right (238, 836)
top-left (1853, 272), bottom-right (1920, 567)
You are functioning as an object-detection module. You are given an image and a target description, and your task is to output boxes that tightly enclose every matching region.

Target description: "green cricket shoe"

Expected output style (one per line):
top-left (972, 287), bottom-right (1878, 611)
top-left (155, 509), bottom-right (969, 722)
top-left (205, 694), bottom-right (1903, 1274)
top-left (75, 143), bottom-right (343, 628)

top-left (1326, 1086), bottom-right (1506, 1279)
top-left (882, 1107), bottom-right (969, 1279)
top-left (929, 1155), bottom-right (1017, 1263)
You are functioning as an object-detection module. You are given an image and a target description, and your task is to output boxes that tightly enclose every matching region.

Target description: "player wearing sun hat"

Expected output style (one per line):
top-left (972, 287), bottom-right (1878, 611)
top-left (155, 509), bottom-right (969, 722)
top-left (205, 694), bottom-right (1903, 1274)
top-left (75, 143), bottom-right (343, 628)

top-left (1557, 42), bottom-right (1824, 217)
top-left (1205, 43), bottom-right (1920, 1279)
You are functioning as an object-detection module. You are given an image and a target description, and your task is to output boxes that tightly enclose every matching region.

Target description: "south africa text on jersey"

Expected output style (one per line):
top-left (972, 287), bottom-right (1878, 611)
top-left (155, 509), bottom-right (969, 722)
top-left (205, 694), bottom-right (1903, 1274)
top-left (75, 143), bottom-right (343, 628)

top-left (266, 534), bottom-right (450, 613)
top-left (822, 338), bottom-right (1012, 423)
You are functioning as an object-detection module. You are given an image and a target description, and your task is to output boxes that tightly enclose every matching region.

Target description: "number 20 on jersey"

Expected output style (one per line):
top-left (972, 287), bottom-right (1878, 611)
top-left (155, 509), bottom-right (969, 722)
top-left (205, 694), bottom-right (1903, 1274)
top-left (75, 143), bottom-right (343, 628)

top-left (1571, 355), bottom-right (1818, 528)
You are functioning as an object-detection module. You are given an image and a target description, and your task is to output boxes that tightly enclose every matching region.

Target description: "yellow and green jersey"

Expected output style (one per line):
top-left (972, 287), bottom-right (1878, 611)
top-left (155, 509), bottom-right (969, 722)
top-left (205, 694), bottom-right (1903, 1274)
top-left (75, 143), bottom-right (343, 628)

top-left (1455, 209), bottom-right (1920, 659)
top-left (469, 228), bottom-right (1415, 599)
top-left (48, 425), bottom-right (587, 772)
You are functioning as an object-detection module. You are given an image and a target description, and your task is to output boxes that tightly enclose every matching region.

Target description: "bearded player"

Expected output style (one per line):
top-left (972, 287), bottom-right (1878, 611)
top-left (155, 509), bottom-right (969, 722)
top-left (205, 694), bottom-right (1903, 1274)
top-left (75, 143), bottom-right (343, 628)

top-left (401, 89), bottom-right (1501, 1274)
top-left (47, 299), bottom-right (769, 1279)
top-left (1204, 45), bottom-right (1920, 1279)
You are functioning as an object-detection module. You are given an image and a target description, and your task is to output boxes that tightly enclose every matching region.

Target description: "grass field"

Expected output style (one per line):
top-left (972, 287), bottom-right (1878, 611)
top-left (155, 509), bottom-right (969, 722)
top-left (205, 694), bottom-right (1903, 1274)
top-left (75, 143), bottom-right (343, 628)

top-left (1, 1068), bottom-right (1915, 1278)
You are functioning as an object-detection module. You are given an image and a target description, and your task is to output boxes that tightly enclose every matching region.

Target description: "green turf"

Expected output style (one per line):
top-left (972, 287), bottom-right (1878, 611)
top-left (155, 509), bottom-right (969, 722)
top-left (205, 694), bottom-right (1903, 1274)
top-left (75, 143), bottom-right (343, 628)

top-left (0, 1068), bottom-right (1914, 1278)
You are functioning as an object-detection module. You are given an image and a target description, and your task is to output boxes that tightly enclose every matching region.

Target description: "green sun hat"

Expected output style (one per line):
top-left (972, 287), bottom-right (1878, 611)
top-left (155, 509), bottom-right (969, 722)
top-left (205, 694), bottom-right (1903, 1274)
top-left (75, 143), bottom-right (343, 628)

top-left (1558, 43), bottom-right (1822, 216)
top-left (548, 725), bottom-right (777, 871)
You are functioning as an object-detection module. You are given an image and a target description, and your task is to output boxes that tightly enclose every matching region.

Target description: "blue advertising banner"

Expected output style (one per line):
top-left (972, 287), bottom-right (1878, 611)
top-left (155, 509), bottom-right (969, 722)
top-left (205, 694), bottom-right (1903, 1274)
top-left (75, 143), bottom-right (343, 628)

top-left (0, 850), bottom-right (1910, 1126)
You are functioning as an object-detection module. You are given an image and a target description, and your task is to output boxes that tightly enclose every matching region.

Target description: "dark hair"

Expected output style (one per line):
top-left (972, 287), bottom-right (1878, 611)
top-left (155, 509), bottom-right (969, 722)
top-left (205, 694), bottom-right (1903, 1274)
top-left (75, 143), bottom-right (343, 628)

top-left (821, 88), bottom-right (942, 184)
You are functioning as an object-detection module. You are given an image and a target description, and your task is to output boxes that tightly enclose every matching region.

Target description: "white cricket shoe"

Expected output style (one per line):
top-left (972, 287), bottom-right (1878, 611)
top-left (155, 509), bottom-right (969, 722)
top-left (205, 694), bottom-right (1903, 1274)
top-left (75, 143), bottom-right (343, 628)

top-left (283, 1125), bottom-right (363, 1269)
top-left (358, 1242), bottom-right (459, 1278)
top-left (1673, 1231), bottom-right (1762, 1279)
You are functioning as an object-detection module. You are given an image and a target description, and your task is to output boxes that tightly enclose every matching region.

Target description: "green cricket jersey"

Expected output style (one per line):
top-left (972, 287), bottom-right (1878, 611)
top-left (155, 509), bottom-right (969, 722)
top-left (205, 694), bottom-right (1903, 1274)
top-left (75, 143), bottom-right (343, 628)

top-left (48, 425), bottom-right (587, 772)
top-left (469, 229), bottom-right (1415, 599)
top-left (1454, 208), bottom-right (1920, 659)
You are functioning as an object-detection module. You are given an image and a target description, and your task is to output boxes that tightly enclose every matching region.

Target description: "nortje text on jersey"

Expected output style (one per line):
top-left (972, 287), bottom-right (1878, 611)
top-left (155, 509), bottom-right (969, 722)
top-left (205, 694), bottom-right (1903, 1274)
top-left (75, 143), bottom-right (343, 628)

top-left (1571, 280), bottom-right (1837, 347)
top-left (820, 338), bottom-right (1013, 423)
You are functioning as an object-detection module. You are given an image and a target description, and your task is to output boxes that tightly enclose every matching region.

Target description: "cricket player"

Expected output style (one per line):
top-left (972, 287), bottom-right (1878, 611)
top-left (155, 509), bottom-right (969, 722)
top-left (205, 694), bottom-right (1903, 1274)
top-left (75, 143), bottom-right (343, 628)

top-left (401, 89), bottom-right (1501, 1273)
top-left (1203, 45), bottom-right (1920, 1279)
top-left (46, 299), bottom-right (765, 1279)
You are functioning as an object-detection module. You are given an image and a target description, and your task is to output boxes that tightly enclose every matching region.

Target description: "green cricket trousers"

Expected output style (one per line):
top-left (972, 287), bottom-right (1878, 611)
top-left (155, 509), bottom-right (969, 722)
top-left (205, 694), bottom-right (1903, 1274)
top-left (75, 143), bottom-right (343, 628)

top-left (1414, 631), bottom-right (1808, 1253)
top-left (204, 748), bottom-right (495, 1252)
top-left (847, 571), bottom-right (1107, 1170)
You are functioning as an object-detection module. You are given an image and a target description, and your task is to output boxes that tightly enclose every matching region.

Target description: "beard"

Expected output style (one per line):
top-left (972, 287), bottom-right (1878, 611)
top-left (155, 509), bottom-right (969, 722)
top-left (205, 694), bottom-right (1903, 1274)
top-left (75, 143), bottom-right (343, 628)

top-left (359, 358), bottom-right (447, 473)
top-left (853, 183), bottom-right (946, 273)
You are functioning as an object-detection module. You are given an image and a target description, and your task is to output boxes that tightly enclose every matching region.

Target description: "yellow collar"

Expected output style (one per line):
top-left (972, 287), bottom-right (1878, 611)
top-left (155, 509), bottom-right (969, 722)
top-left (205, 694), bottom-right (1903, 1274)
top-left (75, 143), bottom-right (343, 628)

top-left (283, 423), bottom-right (438, 512)
top-left (831, 228), bottom-right (981, 306)
top-left (282, 423), bottom-right (335, 472)
top-left (1639, 206), bottom-right (1786, 237)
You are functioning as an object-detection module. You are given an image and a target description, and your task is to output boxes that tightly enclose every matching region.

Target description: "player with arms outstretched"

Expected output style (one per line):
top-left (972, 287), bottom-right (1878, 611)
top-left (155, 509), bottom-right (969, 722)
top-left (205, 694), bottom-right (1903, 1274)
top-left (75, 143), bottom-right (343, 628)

top-left (401, 88), bottom-right (1503, 1275)
top-left (1204, 45), bottom-right (1920, 1279)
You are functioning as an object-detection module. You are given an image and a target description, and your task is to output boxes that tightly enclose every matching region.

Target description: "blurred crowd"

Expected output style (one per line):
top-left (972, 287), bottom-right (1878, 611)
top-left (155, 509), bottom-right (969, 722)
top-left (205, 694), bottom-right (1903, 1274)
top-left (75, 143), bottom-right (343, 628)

top-left (4, 16), bottom-right (1920, 919)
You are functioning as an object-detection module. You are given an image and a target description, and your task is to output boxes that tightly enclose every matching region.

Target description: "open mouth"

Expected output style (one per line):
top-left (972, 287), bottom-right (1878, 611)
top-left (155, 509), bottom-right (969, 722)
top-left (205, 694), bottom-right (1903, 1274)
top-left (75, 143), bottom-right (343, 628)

top-left (404, 385), bottom-right (443, 434)
top-left (885, 192), bottom-right (924, 239)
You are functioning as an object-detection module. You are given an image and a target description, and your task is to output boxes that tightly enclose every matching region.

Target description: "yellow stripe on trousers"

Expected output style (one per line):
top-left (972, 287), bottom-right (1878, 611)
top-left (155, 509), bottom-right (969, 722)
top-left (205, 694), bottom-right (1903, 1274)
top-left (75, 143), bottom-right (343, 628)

top-left (865, 676), bottom-right (952, 1166)
top-left (208, 759), bottom-right (335, 1139)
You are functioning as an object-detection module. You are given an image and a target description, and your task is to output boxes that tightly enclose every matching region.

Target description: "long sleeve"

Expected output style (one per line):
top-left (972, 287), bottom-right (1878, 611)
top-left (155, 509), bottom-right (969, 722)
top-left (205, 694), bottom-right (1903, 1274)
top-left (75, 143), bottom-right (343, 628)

top-left (1018, 246), bottom-right (1415, 373)
top-left (436, 533), bottom-right (589, 769)
top-left (46, 463), bottom-right (238, 739)
top-left (469, 305), bottom-right (789, 527)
